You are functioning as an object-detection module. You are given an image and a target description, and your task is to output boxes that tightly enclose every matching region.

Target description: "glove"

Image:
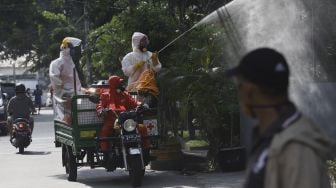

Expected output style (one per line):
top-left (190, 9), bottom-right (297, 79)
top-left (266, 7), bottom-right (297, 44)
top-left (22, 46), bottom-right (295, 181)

top-left (151, 52), bottom-right (159, 65)
top-left (97, 108), bottom-right (105, 117)
top-left (137, 103), bottom-right (149, 113)
top-left (142, 103), bottom-right (149, 109)
top-left (133, 61), bottom-right (146, 70)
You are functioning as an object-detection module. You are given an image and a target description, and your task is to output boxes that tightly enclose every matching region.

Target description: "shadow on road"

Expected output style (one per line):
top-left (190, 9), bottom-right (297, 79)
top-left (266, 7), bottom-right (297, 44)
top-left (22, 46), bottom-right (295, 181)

top-left (49, 174), bottom-right (67, 180)
top-left (19, 151), bottom-right (51, 155)
top-left (50, 168), bottom-right (200, 188)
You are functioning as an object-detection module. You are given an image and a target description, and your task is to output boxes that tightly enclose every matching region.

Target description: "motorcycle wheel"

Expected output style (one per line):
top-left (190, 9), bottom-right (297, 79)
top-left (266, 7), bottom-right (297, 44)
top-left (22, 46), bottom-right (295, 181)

top-left (19, 146), bottom-right (24, 154)
top-left (62, 145), bottom-right (68, 173)
top-left (65, 146), bottom-right (77, 182)
top-left (128, 155), bottom-right (144, 187)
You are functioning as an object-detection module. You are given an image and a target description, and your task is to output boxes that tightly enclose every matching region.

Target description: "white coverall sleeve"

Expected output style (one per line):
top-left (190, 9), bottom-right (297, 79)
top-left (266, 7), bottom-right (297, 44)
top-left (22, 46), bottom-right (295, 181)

top-left (121, 53), bottom-right (136, 77)
top-left (49, 61), bottom-right (63, 87)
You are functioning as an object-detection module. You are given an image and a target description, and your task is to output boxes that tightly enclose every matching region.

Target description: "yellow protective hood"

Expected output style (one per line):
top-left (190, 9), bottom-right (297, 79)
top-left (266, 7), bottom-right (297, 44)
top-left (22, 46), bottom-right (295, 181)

top-left (60, 37), bottom-right (82, 49)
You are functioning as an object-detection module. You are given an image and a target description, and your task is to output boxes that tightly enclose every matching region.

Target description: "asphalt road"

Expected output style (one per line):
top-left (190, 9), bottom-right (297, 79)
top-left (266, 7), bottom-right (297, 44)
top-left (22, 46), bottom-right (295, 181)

top-left (0, 107), bottom-right (244, 188)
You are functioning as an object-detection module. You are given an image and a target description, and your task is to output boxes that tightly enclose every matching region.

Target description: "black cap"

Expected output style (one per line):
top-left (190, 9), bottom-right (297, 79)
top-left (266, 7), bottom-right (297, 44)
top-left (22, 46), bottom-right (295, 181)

top-left (226, 48), bottom-right (289, 91)
top-left (15, 83), bottom-right (26, 93)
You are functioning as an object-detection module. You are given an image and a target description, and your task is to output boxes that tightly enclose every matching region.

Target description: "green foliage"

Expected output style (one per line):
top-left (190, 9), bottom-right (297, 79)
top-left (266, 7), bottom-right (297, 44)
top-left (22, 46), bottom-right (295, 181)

top-left (88, 17), bottom-right (128, 79)
top-left (0, 1), bottom-right (80, 73)
top-left (87, 2), bottom-right (177, 80)
top-left (31, 10), bottom-right (78, 71)
top-left (0, 0), bottom-right (40, 60)
top-left (157, 25), bottom-right (240, 149)
top-left (41, 11), bottom-right (67, 21)
top-left (327, 160), bottom-right (336, 181)
top-left (1, 0), bottom-right (240, 164)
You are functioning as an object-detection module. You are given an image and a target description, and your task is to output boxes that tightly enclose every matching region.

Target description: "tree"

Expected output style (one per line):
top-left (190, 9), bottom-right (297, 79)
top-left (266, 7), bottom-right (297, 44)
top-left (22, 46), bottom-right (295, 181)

top-left (87, 1), bottom-right (177, 80)
top-left (156, 25), bottom-right (240, 166)
top-left (0, 0), bottom-right (40, 60)
top-left (85, 0), bottom-right (240, 168)
top-left (0, 0), bottom-right (241, 170)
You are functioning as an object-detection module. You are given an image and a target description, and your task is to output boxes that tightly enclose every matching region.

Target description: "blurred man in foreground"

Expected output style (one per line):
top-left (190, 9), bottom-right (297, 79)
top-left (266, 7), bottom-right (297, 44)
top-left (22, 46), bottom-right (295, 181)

top-left (226, 48), bottom-right (333, 188)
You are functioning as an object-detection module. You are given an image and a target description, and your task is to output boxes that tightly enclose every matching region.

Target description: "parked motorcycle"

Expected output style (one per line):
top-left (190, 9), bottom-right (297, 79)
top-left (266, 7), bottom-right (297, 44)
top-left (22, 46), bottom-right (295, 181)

top-left (10, 118), bottom-right (32, 154)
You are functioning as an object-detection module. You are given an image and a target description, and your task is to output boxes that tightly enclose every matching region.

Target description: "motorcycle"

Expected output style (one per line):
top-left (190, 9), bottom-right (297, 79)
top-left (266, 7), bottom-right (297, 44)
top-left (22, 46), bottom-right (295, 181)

top-left (10, 118), bottom-right (32, 154)
top-left (95, 105), bottom-right (158, 187)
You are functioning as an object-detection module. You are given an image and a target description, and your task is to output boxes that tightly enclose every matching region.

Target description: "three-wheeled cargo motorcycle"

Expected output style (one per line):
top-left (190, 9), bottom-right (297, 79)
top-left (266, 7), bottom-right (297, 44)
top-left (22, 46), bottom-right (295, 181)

top-left (54, 95), bottom-right (159, 187)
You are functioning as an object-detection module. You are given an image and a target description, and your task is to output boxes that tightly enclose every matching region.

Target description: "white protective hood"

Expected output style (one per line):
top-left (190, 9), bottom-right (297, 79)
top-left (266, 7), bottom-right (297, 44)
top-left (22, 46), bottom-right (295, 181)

top-left (131, 32), bottom-right (148, 52)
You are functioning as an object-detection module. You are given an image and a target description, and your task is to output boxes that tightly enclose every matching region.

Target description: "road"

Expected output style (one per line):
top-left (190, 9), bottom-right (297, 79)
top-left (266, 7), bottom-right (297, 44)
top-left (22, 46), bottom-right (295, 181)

top-left (0, 107), bottom-right (244, 188)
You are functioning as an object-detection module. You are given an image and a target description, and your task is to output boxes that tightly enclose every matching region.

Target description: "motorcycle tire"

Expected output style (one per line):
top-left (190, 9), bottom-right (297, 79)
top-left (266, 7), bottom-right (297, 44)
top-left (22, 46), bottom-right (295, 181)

top-left (62, 145), bottom-right (68, 173)
top-left (65, 146), bottom-right (77, 182)
top-left (128, 155), bottom-right (144, 187)
top-left (19, 146), bottom-right (24, 154)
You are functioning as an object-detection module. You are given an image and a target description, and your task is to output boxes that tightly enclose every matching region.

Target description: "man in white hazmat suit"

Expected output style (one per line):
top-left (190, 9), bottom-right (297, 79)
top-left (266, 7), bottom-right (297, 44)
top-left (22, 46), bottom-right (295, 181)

top-left (121, 32), bottom-right (162, 92)
top-left (49, 37), bottom-right (87, 124)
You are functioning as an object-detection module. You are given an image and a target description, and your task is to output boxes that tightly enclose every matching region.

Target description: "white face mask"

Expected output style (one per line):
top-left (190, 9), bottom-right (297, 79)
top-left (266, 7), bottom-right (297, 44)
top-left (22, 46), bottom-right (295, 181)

top-left (62, 48), bottom-right (71, 56)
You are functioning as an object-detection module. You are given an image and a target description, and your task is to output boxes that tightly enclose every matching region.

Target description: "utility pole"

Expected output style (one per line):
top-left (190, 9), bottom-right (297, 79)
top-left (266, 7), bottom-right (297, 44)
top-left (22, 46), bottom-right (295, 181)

top-left (84, 0), bottom-right (92, 83)
top-left (13, 62), bottom-right (16, 83)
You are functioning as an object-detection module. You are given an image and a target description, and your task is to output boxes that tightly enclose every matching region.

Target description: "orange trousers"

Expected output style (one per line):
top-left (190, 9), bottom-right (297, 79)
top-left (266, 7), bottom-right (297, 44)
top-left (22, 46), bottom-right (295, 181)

top-left (100, 120), bottom-right (114, 151)
top-left (100, 121), bottom-right (150, 151)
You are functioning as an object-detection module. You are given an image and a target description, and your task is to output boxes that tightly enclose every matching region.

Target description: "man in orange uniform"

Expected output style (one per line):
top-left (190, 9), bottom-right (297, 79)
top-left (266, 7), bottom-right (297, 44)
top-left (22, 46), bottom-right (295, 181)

top-left (96, 76), bottom-right (138, 151)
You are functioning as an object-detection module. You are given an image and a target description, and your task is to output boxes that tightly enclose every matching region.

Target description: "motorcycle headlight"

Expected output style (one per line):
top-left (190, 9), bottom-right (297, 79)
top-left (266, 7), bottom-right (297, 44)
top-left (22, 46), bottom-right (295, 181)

top-left (123, 119), bottom-right (136, 132)
top-left (18, 123), bottom-right (24, 129)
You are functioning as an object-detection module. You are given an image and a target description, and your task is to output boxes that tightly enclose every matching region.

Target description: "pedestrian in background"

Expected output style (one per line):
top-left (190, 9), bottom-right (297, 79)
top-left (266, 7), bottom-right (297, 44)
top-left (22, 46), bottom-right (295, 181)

top-left (33, 84), bottom-right (43, 115)
top-left (26, 88), bottom-right (32, 98)
top-left (226, 48), bottom-right (333, 188)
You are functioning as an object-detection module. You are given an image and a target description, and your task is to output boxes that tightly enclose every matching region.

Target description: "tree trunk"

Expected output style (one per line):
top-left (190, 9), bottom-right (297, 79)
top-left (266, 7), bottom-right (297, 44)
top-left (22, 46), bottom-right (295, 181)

top-left (129, 0), bottom-right (137, 14)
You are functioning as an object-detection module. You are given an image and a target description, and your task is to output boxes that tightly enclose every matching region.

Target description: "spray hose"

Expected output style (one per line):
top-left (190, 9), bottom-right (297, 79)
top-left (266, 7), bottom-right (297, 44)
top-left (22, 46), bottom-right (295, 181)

top-left (158, 25), bottom-right (198, 53)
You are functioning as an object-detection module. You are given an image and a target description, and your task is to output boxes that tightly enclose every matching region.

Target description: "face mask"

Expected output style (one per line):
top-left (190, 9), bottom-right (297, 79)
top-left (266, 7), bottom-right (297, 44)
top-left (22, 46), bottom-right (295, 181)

top-left (139, 37), bottom-right (148, 52)
top-left (62, 48), bottom-right (71, 56)
top-left (70, 45), bottom-right (82, 62)
top-left (116, 83), bottom-right (125, 92)
top-left (243, 101), bottom-right (291, 119)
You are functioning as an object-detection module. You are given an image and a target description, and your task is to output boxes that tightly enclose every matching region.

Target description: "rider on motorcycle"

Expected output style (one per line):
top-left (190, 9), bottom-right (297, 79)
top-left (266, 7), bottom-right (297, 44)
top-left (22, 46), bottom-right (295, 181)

top-left (7, 83), bottom-right (35, 137)
top-left (96, 75), bottom-right (138, 151)
top-left (96, 76), bottom-right (153, 168)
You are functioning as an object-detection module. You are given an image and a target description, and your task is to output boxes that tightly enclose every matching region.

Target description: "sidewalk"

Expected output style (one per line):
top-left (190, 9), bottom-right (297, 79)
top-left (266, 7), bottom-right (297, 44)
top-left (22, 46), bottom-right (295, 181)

top-left (179, 150), bottom-right (245, 188)
top-left (177, 136), bottom-right (245, 187)
top-left (195, 171), bottom-right (244, 188)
